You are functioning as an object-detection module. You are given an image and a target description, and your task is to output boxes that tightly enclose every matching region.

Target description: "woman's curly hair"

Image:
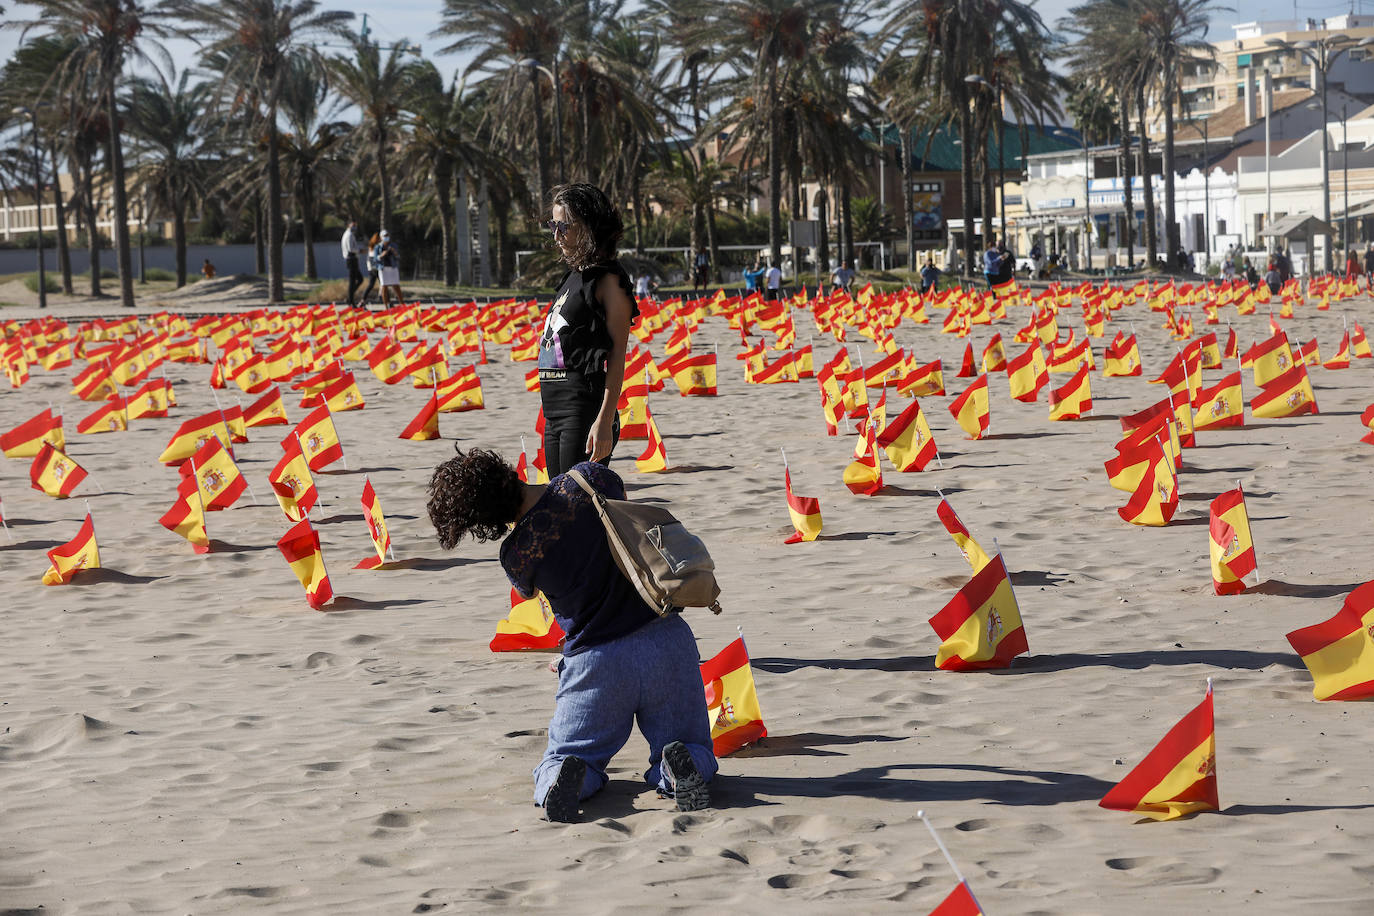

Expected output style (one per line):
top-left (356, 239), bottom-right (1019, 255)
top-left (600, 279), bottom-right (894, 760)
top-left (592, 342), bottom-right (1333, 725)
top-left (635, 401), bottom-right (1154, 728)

top-left (427, 447), bottom-right (524, 548)
top-left (551, 183), bottom-right (623, 269)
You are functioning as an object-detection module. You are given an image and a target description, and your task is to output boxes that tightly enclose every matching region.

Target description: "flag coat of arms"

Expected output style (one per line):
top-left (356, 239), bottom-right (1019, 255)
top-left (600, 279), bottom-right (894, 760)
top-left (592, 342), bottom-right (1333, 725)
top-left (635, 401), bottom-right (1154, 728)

top-left (936, 498), bottom-right (991, 573)
top-left (30, 442), bottom-right (88, 498)
top-left (355, 478), bottom-right (393, 569)
top-left (159, 473), bottom-right (210, 553)
top-left (1209, 487), bottom-right (1256, 595)
top-left (877, 399), bottom-right (938, 471)
top-left (1, 407), bottom-right (65, 458)
top-left (292, 406), bottom-right (344, 470)
top-left (783, 468), bottom-right (822, 543)
top-left (180, 435), bottom-right (247, 512)
top-left (700, 637), bottom-right (767, 756)
top-left (1099, 683), bottom-right (1219, 821)
top-left (1249, 363), bottom-right (1317, 419)
top-left (42, 513), bottom-right (101, 585)
top-left (928, 553), bottom-right (1027, 670)
top-left (949, 374), bottom-right (990, 439)
top-left (490, 588), bottom-right (565, 651)
top-left (1286, 581), bottom-right (1374, 700)
top-left (277, 519), bottom-right (334, 610)
top-left (270, 435), bottom-right (319, 522)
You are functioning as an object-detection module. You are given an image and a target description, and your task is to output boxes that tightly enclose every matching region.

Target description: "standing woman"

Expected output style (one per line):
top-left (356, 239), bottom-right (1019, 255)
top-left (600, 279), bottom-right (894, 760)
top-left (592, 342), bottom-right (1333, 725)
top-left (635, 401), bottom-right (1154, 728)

top-left (539, 184), bottom-right (638, 478)
top-left (377, 229), bottom-right (404, 307)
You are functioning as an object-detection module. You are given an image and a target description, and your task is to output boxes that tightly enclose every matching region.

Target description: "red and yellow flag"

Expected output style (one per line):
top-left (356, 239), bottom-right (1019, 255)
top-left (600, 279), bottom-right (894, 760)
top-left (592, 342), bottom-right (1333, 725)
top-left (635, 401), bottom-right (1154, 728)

top-left (399, 393), bottom-right (441, 441)
top-left (617, 374), bottom-right (651, 439)
top-left (1286, 581), bottom-right (1374, 700)
top-left (669, 352), bottom-right (718, 396)
top-left (42, 513), bottom-right (100, 585)
top-left (699, 637), bottom-right (767, 756)
top-left (842, 419), bottom-right (883, 495)
top-left (876, 399), bottom-right (938, 471)
top-left (898, 358), bottom-right (945, 397)
top-left (936, 498), bottom-right (991, 573)
top-left (981, 333), bottom-right (1006, 373)
top-left (270, 434), bottom-right (319, 522)
top-left (635, 410), bottom-right (668, 472)
top-left (355, 477), bottom-right (393, 569)
top-left (367, 336), bottom-right (409, 384)
top-left (277, 518), bottom-right (333, 610)
top-left (292, 406), bottom-right (344, 471)
top-left (315, 371), bottom-right (366, 411)
top-left (243, 386), bottom-right (290, 427)
top-left (1, 407), bottom-right (64, 458)
top-left (1099, 683), bottom-right (1218, 821)
top-left (180, 435), bottom-right (247, 512)
top-left (1117, 438), bottom-right (1178, 527)
top-left (1249, 363), bottom-right (1317, 419)
top-left (926, 880), bottom-right (983, 916)
top-left (158, 411), bottom-right (234, 466)
top-left (1192, 371), bottom-right (1244, 431)
top-left (783, 468), bottom-right (822, 544)
top-left (948, 374), bottom-right (990, 440)
top-left (30, 441), bottom-right (88, 498)
top-left (1047, 364), bottom-right (1092, 421)
top-left (1103, 332), bottom-right (1142, 377)
top-left (1245, 331), bottom-right (1295, 387)
top-left (159, 473), bottom-right (210, 553)
top-left (1209, 486), bottom-right (1256, 595)
top-left (127, 378), bottom-right (173, 419)
top-left (928, 552), bottom-right (1027, 670)
top-left (1324, 332), bottom-right (1351, 369)
top-left (76, 398), bottom-right (129, 434)
top-left (490, 588), bottom-right (565, 651)
top-left (436, 371), bottom-right (484, 412)
top-left (1006, 344), bottom-right (1048, 402)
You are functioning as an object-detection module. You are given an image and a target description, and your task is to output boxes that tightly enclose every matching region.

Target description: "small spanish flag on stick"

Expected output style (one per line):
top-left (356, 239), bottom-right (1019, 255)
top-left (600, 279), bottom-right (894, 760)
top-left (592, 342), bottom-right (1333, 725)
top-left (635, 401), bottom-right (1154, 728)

top-left (917, 811), bottom-right (985, 916)
top-left (1286, 581), bottom-right (1374, 700)
top-left (1, 407), bottom-right (65, 458)
top-left (699, 632), bottom-right (767, 756)
top-left (30, 441), bottom-right (89, 499)
top-left (877, 398), bottom-right (940, 471)
top-left (935, 495), bottom-right (991, 574)
top-left (41, 511), bottom-right (100, 585)
top-left (399, 392), bottom-right (441, 441)
top-left (928, 549), bottom-right (1027, 670)
top-left (636, 409), bottom-right (668, 472)
top-left (277, 518), bottom-right (333, 610)
top-left (948, 374), bottom-right (990, 440)
top-left (159, 474), bottom-right (210, 553)
top-left (781, 448), bottom-right (822, 544)
top-left (1209, 484), bottom-right (1257, 595)
top-left (355, 476), bottom-right (395, 570)
top-left (1099, 680), bottom-right (1219, 821)
top-left (490, 588), bottom-right (565, 652)
top-left (842, 417), bottom-right (883, 495)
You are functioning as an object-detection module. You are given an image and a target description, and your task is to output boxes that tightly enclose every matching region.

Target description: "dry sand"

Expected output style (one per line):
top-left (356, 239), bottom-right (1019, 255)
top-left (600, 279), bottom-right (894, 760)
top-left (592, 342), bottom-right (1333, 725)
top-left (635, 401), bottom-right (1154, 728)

top-left (2, 287), bottom-right (1372, 915)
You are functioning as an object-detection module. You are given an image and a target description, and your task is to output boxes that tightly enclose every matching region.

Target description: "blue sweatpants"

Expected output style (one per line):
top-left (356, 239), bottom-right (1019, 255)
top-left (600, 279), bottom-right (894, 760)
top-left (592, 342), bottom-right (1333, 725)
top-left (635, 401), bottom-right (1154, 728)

top-left (533, 614), bottom-right (718, 805)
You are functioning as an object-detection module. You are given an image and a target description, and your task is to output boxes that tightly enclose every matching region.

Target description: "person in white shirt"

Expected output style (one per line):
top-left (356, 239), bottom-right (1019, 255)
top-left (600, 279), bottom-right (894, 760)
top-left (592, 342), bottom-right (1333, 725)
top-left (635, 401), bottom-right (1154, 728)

top-left (764, 262), bottom-right (783, 301)
top-left (341, 220), bottom-right (366, 306)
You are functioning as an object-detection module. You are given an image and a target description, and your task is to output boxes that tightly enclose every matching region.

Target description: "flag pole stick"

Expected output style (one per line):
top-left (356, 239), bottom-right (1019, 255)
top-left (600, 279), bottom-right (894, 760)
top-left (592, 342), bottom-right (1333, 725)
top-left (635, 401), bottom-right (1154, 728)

top-left (1240, 478), bottom-right (1260, 587)
top-left (0, 499), bottom-right (12, 544)
top-left (916, 810), bottom-right (968, 886)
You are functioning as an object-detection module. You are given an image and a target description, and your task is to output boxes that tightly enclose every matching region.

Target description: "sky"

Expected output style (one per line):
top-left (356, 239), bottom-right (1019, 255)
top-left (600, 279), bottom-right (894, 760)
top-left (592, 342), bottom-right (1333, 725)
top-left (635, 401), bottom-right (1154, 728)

top-left (1, 0), bottom-right (1366, 100)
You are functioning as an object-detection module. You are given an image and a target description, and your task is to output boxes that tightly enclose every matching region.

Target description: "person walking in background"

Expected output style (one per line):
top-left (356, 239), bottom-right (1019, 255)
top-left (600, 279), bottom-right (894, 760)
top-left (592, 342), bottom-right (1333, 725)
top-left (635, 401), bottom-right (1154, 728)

top-left (341, 219), bottom-right (366, 306)
top-left (831, 259), bottom-right (856, 295)
top-left (201, 258), bottom-right (216, 280)
top-left (764, 260), bottom-right (783, 301)
top-left (376, 230), bottom-right (403, 307)
top-left (539, 183), bottom-right (638, 478)
top-left (742, 257), bottom-right (765, 295)
top-left (983, 237), bottom-right (1006, 290)
top-left (919, 258), bottom-right (940, 294)
top-left (1364, 243), bottom-right (1374, 289)
top-left (357, 232), bottom-right (381, 307)
top-left (692, 247), bottom-right (710, 293)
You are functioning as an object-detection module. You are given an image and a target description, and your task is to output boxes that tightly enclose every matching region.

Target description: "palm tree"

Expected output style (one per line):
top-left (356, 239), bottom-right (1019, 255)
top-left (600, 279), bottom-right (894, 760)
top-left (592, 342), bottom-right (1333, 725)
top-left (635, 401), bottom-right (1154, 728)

top-left (277, 56), bottom-right (348, 280)
top-left (124, 68), bottom-right (214, 286)
top-left (9, 0), bottom-right (177, 307)
top-left (330, 38), bottom-right (421, 233)
top-left (178, 0), bottom-right (353, 302)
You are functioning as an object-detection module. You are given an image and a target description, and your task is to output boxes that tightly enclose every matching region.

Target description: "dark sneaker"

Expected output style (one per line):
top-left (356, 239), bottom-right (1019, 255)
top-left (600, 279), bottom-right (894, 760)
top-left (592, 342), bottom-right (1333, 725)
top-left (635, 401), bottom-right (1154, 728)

top-left (543, 756), bottom-right (586, 823)
top-left (661, 741), bottom-right (710, 812)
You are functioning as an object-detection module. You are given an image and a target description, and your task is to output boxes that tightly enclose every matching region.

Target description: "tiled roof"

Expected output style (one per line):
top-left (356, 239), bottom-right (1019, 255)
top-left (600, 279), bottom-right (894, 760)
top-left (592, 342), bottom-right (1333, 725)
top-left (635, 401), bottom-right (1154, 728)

top-left (1200, 88), bottom-right (1316, 139)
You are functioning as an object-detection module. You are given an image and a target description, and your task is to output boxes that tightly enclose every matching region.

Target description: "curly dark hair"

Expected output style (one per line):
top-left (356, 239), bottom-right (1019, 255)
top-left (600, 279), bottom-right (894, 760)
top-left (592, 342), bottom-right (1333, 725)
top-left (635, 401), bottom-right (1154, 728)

top-left (551, 183), bottom-right (623, 268)
top-left (427, 447), bottom-right (525, 548)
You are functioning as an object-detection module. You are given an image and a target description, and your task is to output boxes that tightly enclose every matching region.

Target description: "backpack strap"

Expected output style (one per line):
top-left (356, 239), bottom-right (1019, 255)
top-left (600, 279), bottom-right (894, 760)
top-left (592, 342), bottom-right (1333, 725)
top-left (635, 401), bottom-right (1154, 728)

top-left (567, 468), bottom-right (669, 615)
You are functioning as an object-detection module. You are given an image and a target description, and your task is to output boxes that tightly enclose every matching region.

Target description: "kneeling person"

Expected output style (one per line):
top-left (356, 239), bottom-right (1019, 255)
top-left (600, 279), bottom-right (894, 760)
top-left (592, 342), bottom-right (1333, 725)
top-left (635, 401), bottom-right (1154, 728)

top-left (427, 449), bottom-right (717, 822)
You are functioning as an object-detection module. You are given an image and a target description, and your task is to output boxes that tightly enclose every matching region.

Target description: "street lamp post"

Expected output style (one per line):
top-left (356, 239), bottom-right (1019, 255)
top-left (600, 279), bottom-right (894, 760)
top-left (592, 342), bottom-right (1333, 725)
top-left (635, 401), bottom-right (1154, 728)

top-left (1265, 34), bottom-right (1374, 274)
top-left (13, 105), bottom-right (46, 310)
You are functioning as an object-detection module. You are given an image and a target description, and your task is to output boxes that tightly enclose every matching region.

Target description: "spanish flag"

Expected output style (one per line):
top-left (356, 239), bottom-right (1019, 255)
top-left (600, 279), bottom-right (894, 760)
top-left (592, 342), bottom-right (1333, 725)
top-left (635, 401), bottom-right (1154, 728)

top-left (1116, 410), bottom-right (1181, 469)
top-left (1006, 344), bottom-right (1048, 403)
top-left (367, 336), bottom-right (409, 384)
top-left (270, 435), bottom-right (319, 522)
top-left (957, 342), bottom-right (976, 378)
top-left (926, 881), bottom-right (983, 916)
top-left (928, 552), bottom-right (1027, 670)
top-left (277, 518), bottom-right (333, 610)
top-left (981, 333), bottom-right (1006, 373)
top-left (898, 358), bottom-right (945, 397)
top-left (991, 276), bottom-right (1018, 299)
top-left (1117, 438), bottom-right (1178, 527)
top-left (314, 371), bottom-right (366, 412)
top-left (355, 477), bottom-right (393, 569)
top-left (669, 352), bottom-right (718, 396)
top-left (292, 406), bottom-right (344, 471)
top-left (77, 398), bottom-right (129, 434)
top-left (1103, 332), bottom-right (1142, 377)
top-left (617, 375), bottom-right (651, 439)
top-left (636, 410), bottom-right (668, 472)
top-left (936, 497), bottom-right (991, 573)
top-left (490, 588), bottom-right (565, 651)
top-left (1209, 486), bottom-right (1256, 595)
top-left (180, 435), bottom-right (247, 512)
top-left (1192, 371), bottom-right (1244, 431)
top-left (1351, 320), bottom-right (1372, 358)
top-left (231, 352), bottom-right (273, 394)
top-left (1104, 438), bottom-right (1158, 493)
top-left (1286, 581), bottom-right (1374, 700)
top-left (1122, 392), bottom-right (1195, 449)
top-left (41, 513), bottom-right (100, 585)
top-left (1249, 363), bottom-right (1317, 419)
top-left (783, 468), bottom-right (822, 543)
top-left (842, 419), bottom-right (883, 495)
top-left (158, 411), bottom-right (234, 466)
top-left (159, 473), bottom-right (210, 553)
top-left (699, 637), bottom-right (767, 756)
top-left (1047, 364), bottom-right (1092, 421)
top-left (71, 362), bottom-right (118, 401)
top-left (399, 393), bottom-right (440, 441)
top-left (948, 375), bottom-right (990, 440)
top-left (864, 348), bottom-right (905, 388)
top-left (30, 442), bottom-right (88, 498)
top-left (877, 399), bottom-right (938, 471)
top-left (1245, 331), bottom-right (1296, 387)
top-left (1, 407), bottom-right (65, 458)
top-left (1323, 332), bottom-right (1351, 369)
top-left (244, 386), bottom-right (290, 427)
top-left (1099, 683), bottom-right (1218, 821)
top-left (818, 378), bottom-right (843, 436)
top-left (436, 371), bottom-right (484, 412)
top-left (127, 377), bottom-right (172, 418)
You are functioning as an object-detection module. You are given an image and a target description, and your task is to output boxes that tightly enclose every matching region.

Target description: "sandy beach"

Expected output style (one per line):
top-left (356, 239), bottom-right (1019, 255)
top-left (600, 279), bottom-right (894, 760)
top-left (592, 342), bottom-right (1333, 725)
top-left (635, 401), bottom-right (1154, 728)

top-left (2, 281), bottom-right (1372, 915)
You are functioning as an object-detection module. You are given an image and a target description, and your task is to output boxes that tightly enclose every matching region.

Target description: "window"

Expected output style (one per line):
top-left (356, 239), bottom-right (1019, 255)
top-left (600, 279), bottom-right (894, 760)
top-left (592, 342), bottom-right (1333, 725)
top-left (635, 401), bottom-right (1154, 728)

top-left (1237, 53), bottom-right (1252, 66)
top-left (1216, 218), bottom-right (1227, 236)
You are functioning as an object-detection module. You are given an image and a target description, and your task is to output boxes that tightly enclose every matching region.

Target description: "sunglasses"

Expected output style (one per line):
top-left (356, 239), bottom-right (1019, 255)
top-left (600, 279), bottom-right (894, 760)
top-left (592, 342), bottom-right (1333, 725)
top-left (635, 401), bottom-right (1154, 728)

top-left (545, 219), bottom-right (573, 237)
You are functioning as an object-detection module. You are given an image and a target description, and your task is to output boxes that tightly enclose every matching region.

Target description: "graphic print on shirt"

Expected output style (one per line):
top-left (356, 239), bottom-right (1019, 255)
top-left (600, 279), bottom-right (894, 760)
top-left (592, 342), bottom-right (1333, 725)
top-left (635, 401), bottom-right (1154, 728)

top-left (539, 289), bottom-right (572, 370)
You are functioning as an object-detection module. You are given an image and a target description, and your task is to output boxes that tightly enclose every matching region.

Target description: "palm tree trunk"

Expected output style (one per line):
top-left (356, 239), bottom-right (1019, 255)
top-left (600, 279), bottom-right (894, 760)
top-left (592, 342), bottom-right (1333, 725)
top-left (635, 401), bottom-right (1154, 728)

top-left (630, 158), bottom-right (645, 256)
top-left (706, 208), bottom-right (720, 284)
top-left (959, 104), bottom-right (977, 278)
top-left (901, 122), bottom-right (915, 271)
top-left (48, 144), bottom-right (72, 294)
top-left (173, 203), bottom-right (187, 287)
top-left (266, 114), bottom-right (285, 303)
top-left (436, 161), bottom-right (455, 287)
top-left (817, 186), bottom-right (830, 284)
top-left (1119, 92), bottom-right (1134, 270)
top-left (252, 196), bottom-right (265, 273)
top-left (1162, 73), bottom-right (1179, 270)
top-left (456, 174), bottom-right (472, 286)
top-left (377, 127), bottom-right (393, 230)
top-left (105, 83), bottom-right (135, 308)
top-left (80, 159), bottom-right (100, 296)
top-left (840, 178), bottom-right (854, 267)
top-left (981, 141), bottom-right (996, 251)
top-left (768, 120), bottom-right (783, 269)
top-left (1137, 84), bottom-right (1157, 269)
top-left (477, 177), bottom-right (491, 287)
top-left (302, 181), bottom-right (318, 280)
top-left (495, 200), bottom-right (512, 287)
